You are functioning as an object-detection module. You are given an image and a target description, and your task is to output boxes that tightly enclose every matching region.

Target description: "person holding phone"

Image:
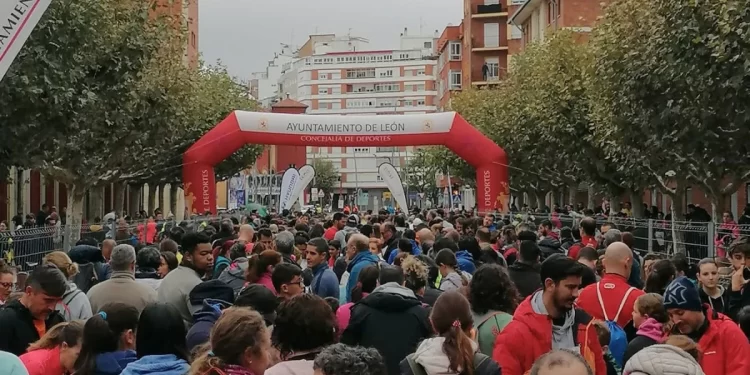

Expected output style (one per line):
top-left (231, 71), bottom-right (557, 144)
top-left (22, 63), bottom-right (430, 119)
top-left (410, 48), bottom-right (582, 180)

top-left (728, 237), bottom-right (750, 320)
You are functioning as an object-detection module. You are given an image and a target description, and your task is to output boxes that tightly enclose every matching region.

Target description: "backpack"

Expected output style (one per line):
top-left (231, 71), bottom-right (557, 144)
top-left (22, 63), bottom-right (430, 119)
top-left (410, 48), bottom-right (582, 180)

top-left (60, 289), bottom-right (83, 321)
top-left (72, 263), bottom-right (99, 293)
top-left (405, 351), bottom-right (490, 375)
top-left (475, 311), bottom-right (512, 355)
top-left (596, 282), bottom-right (635, 368)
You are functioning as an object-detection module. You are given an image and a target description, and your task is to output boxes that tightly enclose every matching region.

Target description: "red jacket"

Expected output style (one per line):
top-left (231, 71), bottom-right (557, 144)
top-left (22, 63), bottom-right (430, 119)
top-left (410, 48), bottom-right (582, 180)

top-left (493, 295), bottom-right (606, 375)
top-left (324, 226), bottom-right (338, 241)
top-left (697, 307), bottom-right (750, 375)
top-left (20, 347), bottom-right (64, 375)
top-left (576, 274), bottom-right (644, 328)
top-left (567, 235), bottom-right (597, 260)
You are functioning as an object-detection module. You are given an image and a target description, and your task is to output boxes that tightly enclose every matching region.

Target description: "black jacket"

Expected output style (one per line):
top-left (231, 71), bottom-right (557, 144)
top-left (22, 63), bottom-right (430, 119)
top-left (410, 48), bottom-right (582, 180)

top-left (622, 334), bottom-right (660, 366)
top-left (507, 261), bottom-right (542, 298)
top-left (341, 283), bottom-right (431, 375)
top-left (0, 300), bottom-right (66, 355)
top-left (382, 234), bottom-right (401, 264)
top-left (538, 237), bottom-right (563, 259)
top-left (419, 287), bottom-right (443, 307)
top-left (699, 286), bottom-right (729, 316)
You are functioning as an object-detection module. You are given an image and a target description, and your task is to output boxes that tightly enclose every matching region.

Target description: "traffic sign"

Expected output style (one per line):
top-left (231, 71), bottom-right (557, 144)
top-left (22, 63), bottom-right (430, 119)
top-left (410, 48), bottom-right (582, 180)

top-left (317, 189), bottom-right (325, 198)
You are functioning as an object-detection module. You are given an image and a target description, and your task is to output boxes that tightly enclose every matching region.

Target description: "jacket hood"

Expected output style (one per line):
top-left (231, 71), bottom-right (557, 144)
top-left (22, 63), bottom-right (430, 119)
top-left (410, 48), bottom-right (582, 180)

top-left (513, 293), bottom-right (561, 337)
top-left (347, 251), bottom-right (380, 272)
top-left (69, 245), bottom-right (105, 264)
top-left (531, 290), bottom-right (575, 347)
top-left (413, 337), bottom-right (478, 374)
top-left (361, 282), bottom-right (420, 312)
top-left (539, 237), bottom-right (561, 247)
top-left (95, 350), bottom-right (137, 375)
top-left (220, 266), bottom-right (246, 282)
top-left (192, 298), bottom-right (232, 323)
top-left (456, 250), bottom-right (474, 262)
top-left (624, 344), bottom-right (705, 375)
top-left (441, 272), bottom-right (465, 290)
top-left (636, 318), bottom-right (665, 343)
top-left (120, 354), bottom-right (190, 375)
top-left (63, 281), bottom-right (81, 298)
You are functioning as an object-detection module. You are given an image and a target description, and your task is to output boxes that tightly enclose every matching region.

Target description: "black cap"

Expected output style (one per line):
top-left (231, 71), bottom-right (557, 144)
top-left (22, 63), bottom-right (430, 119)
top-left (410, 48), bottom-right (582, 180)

top-left (346, 214), bottom-right (359, 227)
top-left (235, 284), bottom-right (279, 326)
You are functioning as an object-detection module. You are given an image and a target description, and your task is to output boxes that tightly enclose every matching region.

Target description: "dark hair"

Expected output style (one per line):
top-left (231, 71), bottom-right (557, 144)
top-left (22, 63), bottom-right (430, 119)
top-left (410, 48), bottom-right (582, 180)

top-left (644, 259), bottom-right (677, 295)
top-left (738, 306), bottom-right (750, 340)
top-left (294, 232), bottom-right (309, 246)
top-left (580, 217), bottom-right (596, 236)
top-left (430, 291), bottom-right (476, 375)
top-left (469, 264), bottom-right (520, 315)
top-left (271, 263), bottom-right (302, 293)
top-left (435, 248), bottom-right (458, 269)
top-left (397, 238), bottom-right (413, 253)
top-left (378, 265), bottom-right (404, 285)
top-left (136, 303), bottom-right (189, 360)
top-left (540, 220), bottom-right (553, 230)
top-left (351, 265), bottom-right (379, 303)
top-left (328, 239), bottom-right (341, 250)
top-left (247, 250), bottom-right (282, 283)
top-left (228, 241), bottom-right (247, 261)
top-left (517, 230), bottom-right (537, 242)
top-left (333, 212), bottom-right (345, 222)
top-left (324, 296), bottom-right (340, 313)
top-left (403, 228), bottom-right (416, 241)
top-left (670, 253), bottom-right (694, 277)
top-left (74, 303), bottom-right (139, 375)
top-left (476, 227), bottom-right (491, 243)
top-left (434, 238), bottom-right (459, 253)
top-left (540, 255), bottom-right (586, 285)
top-left (577, 246), bottom-right (599, 262)
top-left (272, 294), bottom-right (337, 358)
top-left (159, 238), bottom-right (179, 254)
top-left (416, 254), bottom-right (440, 288)
top-left (26, 264), bottom-right (67, 297)
top-left (160, 251), bottom-right (178, 271)
top-left (360, 224), bottom-right (373, 238)
top-left (181, 231), bottom-right (211, 254)
top-left (458, 236), bottom-right (481, 260)
top-left (309, 224), bottom-right (325, 239)
top-left (258, 228), bottom-right (273, 239)
top-left (519, 240), bottom-right (541, 263)
top-left (313, 343), bottom-right (387, 375)
top-left (190, 307), bottom-right (268, 374)
top-left (136, 247), bottom-right (161, 270)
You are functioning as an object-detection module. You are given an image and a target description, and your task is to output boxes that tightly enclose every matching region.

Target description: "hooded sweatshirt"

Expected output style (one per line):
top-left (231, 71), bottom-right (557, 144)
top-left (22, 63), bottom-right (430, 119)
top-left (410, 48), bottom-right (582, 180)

top-left (623, 318), bottom-right (664, 365)
top-left (699, 285), bottom-right (728, 315)
top-left (120, 354), bottom-right (190, 375)
top-left (455, 250), bottom-right (476, 274)
top-left (412, 337), bottom-right (478, 374)
top-left (0, 351), bottom-right (28, 375)
top-left (57, 281), bottom-right (93, 321)
top-left (623, 344), bottom-right (705, 375)
top-left (186, 299), bottom-right (232, 352)
top-left (439, 271), bottom-right (465, 292)
top-left (94, 350), bottom-right (137, 375)
top-left (218, 258), bottom-right (249, 294)
top-left (530, 290), bottom-right (577, 350)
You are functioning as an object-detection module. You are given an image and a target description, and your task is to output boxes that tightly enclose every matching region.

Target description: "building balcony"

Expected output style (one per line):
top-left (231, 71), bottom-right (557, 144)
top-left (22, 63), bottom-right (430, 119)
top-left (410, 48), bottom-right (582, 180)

top-left (472, 4), bottom-right (508, 18)
top-left (472, 77), bottom-right (503, 86)
top-left (471, 44), bottom-right (509, 52)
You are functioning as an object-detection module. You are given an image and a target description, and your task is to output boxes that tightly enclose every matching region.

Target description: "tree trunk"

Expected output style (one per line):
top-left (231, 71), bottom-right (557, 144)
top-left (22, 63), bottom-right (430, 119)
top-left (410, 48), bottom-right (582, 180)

top-left (568, 183), bottom-right (577, 206)
top-left (587, 184), bottom-right (596, 210)
top-left (169, 184), bottom-right (178, 216)
top-left (671, 188), bottom-right (686, 255)
top-left (63, 184), bottom-right (86, 251)
top-left (128, 184), bottom-right (142, 217)
top-left (15, 168), bottom-right (24, 215)
top-left (609, 198), bottom-right (621, 215)
top-left (710, 193), bottom-right (728, 223)
top-left (157, 183), bottom-right (167, 213)
top-left (147, 184), bottom-right (157, 215)
top-left (534, 191), bottom-right (545, 210)
top-left (630, 190), bottom-right (644, 218)
top-left (113, 181), bottom-right (126, 217)
top-left (88, 186), bottom-right (104, 220)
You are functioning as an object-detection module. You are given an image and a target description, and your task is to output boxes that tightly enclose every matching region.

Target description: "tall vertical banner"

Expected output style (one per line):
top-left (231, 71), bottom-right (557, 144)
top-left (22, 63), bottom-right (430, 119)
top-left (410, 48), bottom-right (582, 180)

top-left (0, 0), bottom-right (53, 82)
top-left (378, 163), bottom-right (408, 211)
top-left (278, 168), bottom-right (300, 212)
top-left (289, 164), bottom-right (315, 209)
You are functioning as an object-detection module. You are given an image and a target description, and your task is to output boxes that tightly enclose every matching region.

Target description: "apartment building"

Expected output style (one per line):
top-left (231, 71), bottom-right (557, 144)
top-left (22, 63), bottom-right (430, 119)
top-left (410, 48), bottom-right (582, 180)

top-left (249, 44), bottom-right (297, 107)
top-left (509, 0), bottom-right (606, 47)
top-left (277, 32), bottom-right (438, 210)
top-left (436, 25), bottom-right (463, 110)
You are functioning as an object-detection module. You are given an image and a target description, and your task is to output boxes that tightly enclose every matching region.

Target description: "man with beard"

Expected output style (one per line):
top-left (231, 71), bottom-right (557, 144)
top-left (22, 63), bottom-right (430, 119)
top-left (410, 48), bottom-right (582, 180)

top-left (159, 231), bottom-right (214, 326)
top-left (493, 255), bottom-right (606, 375)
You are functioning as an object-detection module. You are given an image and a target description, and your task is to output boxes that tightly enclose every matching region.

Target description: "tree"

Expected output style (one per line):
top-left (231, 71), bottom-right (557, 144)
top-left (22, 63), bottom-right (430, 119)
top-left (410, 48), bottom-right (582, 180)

top-left (588, 0), bottom-right (750, 219)
top-left (0, 0), bottom-right (184, 245)
top-left (312, 158), bottom-right (338, 195)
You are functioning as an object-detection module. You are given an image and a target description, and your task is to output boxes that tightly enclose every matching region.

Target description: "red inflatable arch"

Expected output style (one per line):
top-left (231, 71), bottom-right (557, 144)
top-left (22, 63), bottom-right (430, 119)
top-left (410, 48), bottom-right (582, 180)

top-left (183, 112), bottom-right (509, 215)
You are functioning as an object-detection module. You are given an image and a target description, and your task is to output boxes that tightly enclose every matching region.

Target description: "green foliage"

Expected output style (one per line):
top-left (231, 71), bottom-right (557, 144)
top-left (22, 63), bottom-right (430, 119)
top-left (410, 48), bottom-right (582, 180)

top-left (311, 158), bottom-right (338, 193)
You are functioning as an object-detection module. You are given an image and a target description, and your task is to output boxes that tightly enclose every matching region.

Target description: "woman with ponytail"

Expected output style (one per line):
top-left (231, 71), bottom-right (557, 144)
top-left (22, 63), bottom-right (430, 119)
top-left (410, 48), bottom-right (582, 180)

top-left (336, 264), bottom-right (379, 331)
top-left (43, 251), bottom-right (93, 321)
top-left (188, 307), bottom-right (271, 375)
top-left (20, 321), bottom-right (84, 375)
top-left (72, 303), bottom-right (139, 375)
top-left (400, 291), bottom-right (500, 375)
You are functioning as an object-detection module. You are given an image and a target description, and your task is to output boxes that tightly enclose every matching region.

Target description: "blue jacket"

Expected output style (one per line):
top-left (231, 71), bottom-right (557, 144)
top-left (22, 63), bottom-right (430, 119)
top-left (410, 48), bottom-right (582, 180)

top-left (456, 250), bottom-right (476, 275)
top-left (94, 350), bottom-right (137, 375)
top-left (0, 351), bottom-right (27, 375)
top-left (387, 240), bottom-right (421, 264)
top-left (121, 354), bottom-right (190, 375)
top-left (186, 299), bottom-right (232, 353)
top-left (345, 251), bottom-right (380, 302)
top-left (311, 263), bottom-right (339, 300)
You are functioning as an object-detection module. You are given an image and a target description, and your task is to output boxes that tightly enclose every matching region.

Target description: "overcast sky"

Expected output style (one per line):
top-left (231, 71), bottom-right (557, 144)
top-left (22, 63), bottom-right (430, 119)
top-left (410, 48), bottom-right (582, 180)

top-left (198, 0), bottom-right (462, 81)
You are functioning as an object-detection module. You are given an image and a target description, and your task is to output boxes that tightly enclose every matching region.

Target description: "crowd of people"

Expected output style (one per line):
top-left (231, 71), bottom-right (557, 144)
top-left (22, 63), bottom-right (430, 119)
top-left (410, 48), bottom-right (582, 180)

top-left (0, 206), bottom-right (748, 375)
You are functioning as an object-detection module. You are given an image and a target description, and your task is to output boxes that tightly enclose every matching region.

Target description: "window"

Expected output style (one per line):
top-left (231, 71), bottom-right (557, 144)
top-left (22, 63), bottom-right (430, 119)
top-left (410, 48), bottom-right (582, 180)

top-left (354, 148), bottom-right (370, 153)
top-left (319, 73), bottom-right (328, 80)
top-left (376, 147), bottom-right (396, 152)
top-left (484, 57), bottom-right (499, 80)
top-left (449, 42), bottom-right (461, 60)
top-left (484, 0), bottom-right (500, 4)
top-left (346, 68), bottom-right (376, 79)
top-left (414, 84), bottom-right (426, 92)
top-left (449, 70), bottom-right (462, 89)
top-left (510, 25), bottom-right (523, 40)
top-left (417, 69), bottom-right (426, 76)
top-left (510, 0), bottom-right (525, 4)
top-left (547, 0), bottom-right (560, 24)
top-left (318, 88), bottom-right (328, 95)
top-left (417, 99), bottom-right (426, 106)
top-left (331, 102), bottom-right (341, 110)
top-left (379, 69), bottom-right (394, 78)
top-left (484, 23), bottom-right (500, 47)
top-left (424, 41), bottom-right (432, 49)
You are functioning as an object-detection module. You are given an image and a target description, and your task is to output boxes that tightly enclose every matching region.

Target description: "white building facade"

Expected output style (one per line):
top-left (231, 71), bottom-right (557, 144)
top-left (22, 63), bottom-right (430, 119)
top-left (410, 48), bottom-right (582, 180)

top-left (249, 44), bottom-right (296, 107)
top-left (278, 32), bottom-right (439, 210)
